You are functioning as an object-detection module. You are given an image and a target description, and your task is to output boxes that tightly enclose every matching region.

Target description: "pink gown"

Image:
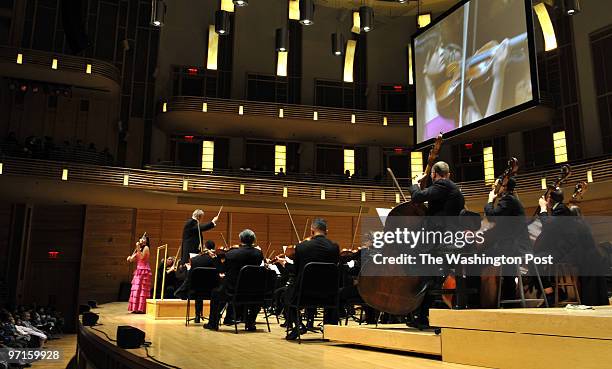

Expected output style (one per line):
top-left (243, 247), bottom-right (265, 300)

top-left (128, 251), bottom-right (152, 312)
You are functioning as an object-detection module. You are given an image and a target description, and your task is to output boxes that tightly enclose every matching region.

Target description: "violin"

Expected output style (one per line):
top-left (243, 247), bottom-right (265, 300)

top-left (282, 245), bottom-right (296, 259)
top-left (436, 33), bottom-right (528, 109)
top-left (127, 232), bottom-right (147, 262)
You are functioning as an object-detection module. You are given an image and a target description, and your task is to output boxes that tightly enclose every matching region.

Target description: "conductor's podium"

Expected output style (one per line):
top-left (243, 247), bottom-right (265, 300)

top-left (145, 299), bottom-right (210, 320)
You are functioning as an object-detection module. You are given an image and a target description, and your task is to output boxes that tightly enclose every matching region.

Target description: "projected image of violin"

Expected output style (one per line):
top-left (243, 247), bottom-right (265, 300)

top-left (435, 33), bottom-right (528, 110)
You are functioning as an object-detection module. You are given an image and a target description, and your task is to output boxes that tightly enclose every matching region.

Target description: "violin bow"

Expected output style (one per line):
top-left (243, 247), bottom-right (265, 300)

top-left (284, 203), bottom-right (301, 242)
top-left (264, 241), bottom-right (272, 259)
top-left (350, 205), bottom-right (363, 250)
top-left (220, 232), bottom-right (228, 248)
top-left (387, 168), bottom-right (407, 202)
top-left (302, 217), bottom-right (310, 240)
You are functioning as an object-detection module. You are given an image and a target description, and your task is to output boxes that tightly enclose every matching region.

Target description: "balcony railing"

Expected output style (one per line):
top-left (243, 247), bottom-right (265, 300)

top-left (160, 96), bottom-right (414, 126)
top-left (0, 46), bottom-right (121, 85)
top-left (1, 156), bottom-right (611, 205)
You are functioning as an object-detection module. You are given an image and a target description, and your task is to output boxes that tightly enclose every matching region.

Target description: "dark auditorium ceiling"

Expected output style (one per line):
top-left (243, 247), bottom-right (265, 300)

top-left (315, 0), bottom-right (456, 16)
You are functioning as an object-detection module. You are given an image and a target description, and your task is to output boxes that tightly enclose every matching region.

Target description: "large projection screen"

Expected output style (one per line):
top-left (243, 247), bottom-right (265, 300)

top-left (413, 0), bottom-right (537, 145)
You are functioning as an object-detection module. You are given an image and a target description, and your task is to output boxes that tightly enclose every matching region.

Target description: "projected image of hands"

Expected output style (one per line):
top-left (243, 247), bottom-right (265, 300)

top-left (415, 0), bottom-right (532, 144)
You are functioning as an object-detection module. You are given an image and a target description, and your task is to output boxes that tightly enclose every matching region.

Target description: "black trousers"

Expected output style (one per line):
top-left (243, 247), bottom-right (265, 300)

top-left (339, 285), bottom-right (377, 324)
top-left (208, 285), bottom-right (260, 327)
top-left (283, 285), bottom-right (339, 329)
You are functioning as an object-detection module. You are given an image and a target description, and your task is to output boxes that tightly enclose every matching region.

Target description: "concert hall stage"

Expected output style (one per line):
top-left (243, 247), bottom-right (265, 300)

top-left (327, 306), bottom-right (612, 369)
top-left (78, 303), bottom-right (611, 369)
top-left (79, 302), bottom-right (479, 369)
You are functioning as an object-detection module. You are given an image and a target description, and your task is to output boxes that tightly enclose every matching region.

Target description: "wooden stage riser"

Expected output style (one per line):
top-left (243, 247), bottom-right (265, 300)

top-left (325, 325), bottom-right (441, 356)
top-left (441, 328), bottom-right (612, 369)
top-left (430, 307), bottom-right (612, 369)
top-left (146, 299), bottom-right (210, 320)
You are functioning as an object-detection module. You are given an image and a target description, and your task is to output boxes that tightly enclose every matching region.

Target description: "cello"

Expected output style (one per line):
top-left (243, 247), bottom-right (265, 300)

top-left (358, 134), bottom-right (443, 316)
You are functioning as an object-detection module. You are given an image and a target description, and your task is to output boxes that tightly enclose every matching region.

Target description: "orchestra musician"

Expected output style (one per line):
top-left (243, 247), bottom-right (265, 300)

top-left (204, 230), bottom-right (263, 331)
top-left (409, 161), bottom-right (465, 328)
top-left (174, 240), bottom-right (217, 323)
top-left (339, 232), bottom-right (377, 324)
top-left (538, 188), bottom-right (571, 217)
top-left (181, 209), bottom-right (219, 265)
top-left (536, 189), bottom-right (609, 306)
top-left (481, 176), bottom-right (531, 307)
top-left (566, 206), bottom-right (610, 306)
top-left (410, 161), bottom-right (465, 216)
top-left (155, 256), bottom-right (178, 300)
top-left (284, 218), bottom-right (340, 341)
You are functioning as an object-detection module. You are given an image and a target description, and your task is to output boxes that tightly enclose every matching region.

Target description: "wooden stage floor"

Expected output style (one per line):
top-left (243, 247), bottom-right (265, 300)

top-left (84, 302), bottom-right (480, 369)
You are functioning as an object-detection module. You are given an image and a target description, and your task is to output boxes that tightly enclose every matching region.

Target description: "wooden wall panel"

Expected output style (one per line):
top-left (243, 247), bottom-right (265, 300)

top-left (160, 210), bottom-right (187, 257)
top-left (231, 213), bottom-right (269, 247)
top-left (267, 214), bottom-right (293, 257)
top-left (79, 206), bottom-right (135, 304)
top-left (134, 209), bottom-right (162, 249)
top-left (291, 215), bottom-right (312, 243)
top-left (205, 212), bottom-right (230, 249)
top-left (325, 216), bottom-right (354, 248)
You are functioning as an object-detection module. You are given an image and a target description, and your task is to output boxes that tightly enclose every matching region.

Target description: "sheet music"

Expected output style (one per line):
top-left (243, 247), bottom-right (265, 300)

top-left (376, 208), bottom-right (392, 227)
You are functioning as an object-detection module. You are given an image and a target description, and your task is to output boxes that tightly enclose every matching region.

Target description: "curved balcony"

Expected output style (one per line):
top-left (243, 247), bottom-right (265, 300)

top-left (155, 96), bottom-right (415, 146)
top-left (1, 155), bottom-right (611, 208)
top-left (0, 46), bottom-right (121, 95)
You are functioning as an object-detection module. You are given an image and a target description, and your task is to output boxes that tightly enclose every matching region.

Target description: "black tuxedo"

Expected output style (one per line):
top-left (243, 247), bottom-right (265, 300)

top-left (181, 219), bottom-right (215, 264)
top-left (191, 253), bottom-right (216, 269)
top-left (484, 193), bottom-right (531, 255)
top-left (174, 253), bottom-right (216, 317)
top-left (285, 235), bottom-right (340, 327)
top-left (219, 245), bottom-right (264, 291)
top-left (207, 245), bottom-right (263, 328)
top-left (409, 178), bottom-right (465, 216)
top-left (539, 202), bottom-right (571, 217)
top-left (173, 253), bottom-right (215, 298)
top-left (290, 235), bottom-right (340, 278)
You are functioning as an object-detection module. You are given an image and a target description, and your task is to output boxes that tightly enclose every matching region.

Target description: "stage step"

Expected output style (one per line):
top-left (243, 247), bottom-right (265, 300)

top-left (325, 324), bottom-right (441, 356)
top-left (430, 306), bottom-right (612, 369)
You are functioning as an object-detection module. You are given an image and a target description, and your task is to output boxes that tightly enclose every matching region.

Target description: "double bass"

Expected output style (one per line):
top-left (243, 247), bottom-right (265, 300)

top-left (570, 181), bottom-right (588, 205)
top-left (358, 134), bottom-right (443, 316)
top-left (528, 164), bottom-right (572, 245)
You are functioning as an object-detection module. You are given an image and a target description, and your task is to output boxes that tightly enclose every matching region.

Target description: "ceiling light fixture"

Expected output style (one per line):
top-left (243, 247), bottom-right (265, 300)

top-left (215, 10), bottom-right (231, 35)
top-left (359, 6), bottom-right (374, 32)
top-left (150, 0), bottom-right (166, 27)
top-left (299, 0), bottom-right (315, 25)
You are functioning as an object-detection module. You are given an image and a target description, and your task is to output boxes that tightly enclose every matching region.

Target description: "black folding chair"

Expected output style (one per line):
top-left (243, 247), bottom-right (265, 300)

top-left (225, 265), bottom-right (272, 334)
top-left (286, 262), bottom-right (340, 343)
top-left (262, 267), bottom-right (280, 323)
top-left (186, 267), bottom-right (220, 326)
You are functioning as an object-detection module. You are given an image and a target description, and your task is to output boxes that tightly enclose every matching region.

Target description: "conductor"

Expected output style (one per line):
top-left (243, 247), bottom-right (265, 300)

top-left (181, 209), bottom-right (218, 264)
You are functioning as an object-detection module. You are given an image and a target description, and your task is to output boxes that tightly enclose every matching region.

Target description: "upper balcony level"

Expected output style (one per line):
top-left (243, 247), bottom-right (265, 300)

top-left (1, 154), bottom-right (610, 213)
top-left (0, 46), bottom-right (121, 96)
top-left (156, 96), bottom-right (415, 147)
